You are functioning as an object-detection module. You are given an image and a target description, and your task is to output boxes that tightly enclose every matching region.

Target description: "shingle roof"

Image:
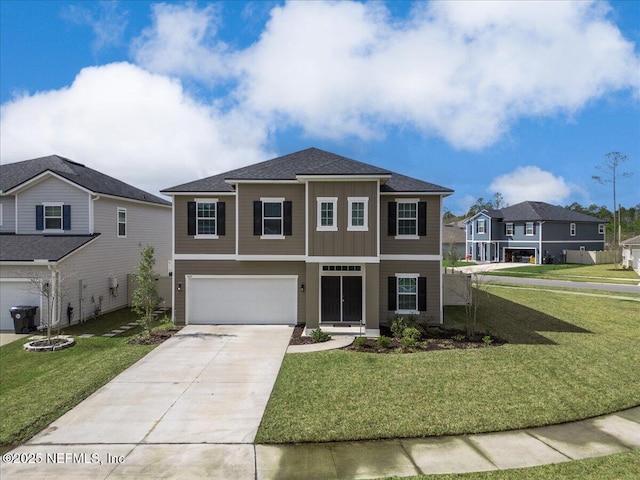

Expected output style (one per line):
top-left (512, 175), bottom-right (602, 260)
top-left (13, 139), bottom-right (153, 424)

top-left (443, 224), bottom-right (466, 244)
top-left (499, 201), bottom-right (604, 223)
top-left (1, 155), bottom-right (170, 206)
top-left (621, 235), bottom-right (640, 246)
top-left (0, 234), bottom-right (99, 262)
top-left (162, 148), bottom-right (453, 194)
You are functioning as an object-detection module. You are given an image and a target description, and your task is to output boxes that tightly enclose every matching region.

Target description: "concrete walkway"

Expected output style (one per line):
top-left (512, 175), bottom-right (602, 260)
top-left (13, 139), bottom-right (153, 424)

top-left (2, 324), bottom-right (639, 479)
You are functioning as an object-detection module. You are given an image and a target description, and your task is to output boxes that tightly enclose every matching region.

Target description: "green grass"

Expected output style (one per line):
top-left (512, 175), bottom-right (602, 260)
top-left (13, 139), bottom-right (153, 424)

top-left (256, 288), bottom-right (640, 443)
top-left (378, 449), bottom-right (640, 479)
top-left (0, 308), bottom-right (159, 449)
top-left (485, 263), bottom-right (639, 284)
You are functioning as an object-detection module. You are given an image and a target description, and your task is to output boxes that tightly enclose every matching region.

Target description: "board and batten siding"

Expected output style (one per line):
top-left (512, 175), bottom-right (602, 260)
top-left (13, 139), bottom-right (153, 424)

top-left (174, 194), bottom-right (236, 255)
top-left (237, 183), bottom-right (305, 256)
top-left (17, 176), bottom-right (90, 234)
top-left (378, 260), bottom-right (441, 324)
top-left (0, 196), bottom-right (16, 233)
top-left (380, 195), bottom-right (442, 255)
top-left (173, 260), bottom-right (306, 325)
top-left (307, 181), bottom-right (377, 257)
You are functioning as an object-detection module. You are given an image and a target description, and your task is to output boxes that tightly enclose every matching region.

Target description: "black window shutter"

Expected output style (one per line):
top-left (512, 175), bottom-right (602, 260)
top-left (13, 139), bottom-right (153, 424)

top-left (217, 202), bottom-right (225, 236)
top-left (36, 205), bottom-right (44, 231)
top-left (418, 277), bottom-right (427, 311)
top-left (187, 201), bottom-right (196, 235)
top-left (253, 201), bottom-right (262, 235)
top-left (63, 205), bottom-right (71, 230)
top-left (283, 201), bottom-right (292, 236)
top-left (388, 202), bottom-right (397, 236)
top-left (418, 202), bottom-right (427, 236)
top-left (388, 276), bottom-right (397, 310)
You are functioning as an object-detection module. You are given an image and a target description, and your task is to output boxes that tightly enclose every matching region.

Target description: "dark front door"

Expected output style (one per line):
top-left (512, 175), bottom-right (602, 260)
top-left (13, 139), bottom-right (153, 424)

top-left (321, 276), bottom-right (362, 323)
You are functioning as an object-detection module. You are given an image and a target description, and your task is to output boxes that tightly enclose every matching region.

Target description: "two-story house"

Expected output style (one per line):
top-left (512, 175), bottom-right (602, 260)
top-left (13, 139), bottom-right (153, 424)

top-left (161, 148), bottom-right (453, 335)
top-left (465, 201), bottom-right (606, 264)
top-left (0, 155), bottom-right (171, 331)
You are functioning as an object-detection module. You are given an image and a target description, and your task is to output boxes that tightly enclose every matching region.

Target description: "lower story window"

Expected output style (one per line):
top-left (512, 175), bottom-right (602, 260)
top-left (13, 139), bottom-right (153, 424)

top-left (398, 276), bottom-right (417, 311)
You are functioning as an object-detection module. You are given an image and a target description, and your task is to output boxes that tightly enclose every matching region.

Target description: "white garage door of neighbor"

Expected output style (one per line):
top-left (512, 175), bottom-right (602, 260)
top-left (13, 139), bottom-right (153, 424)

top-left (187, 275), bottom-right (297, 325)
top-left (0, 280), bottom-right (41, 331)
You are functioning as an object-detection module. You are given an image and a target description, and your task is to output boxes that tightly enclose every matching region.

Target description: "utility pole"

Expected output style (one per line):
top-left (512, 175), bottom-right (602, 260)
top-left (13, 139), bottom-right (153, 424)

top-left (592, 152), bottom-right (633, 248)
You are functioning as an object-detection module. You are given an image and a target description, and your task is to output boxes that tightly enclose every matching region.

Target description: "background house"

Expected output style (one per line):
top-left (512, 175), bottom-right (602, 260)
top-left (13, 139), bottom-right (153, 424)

top-left (621, 235), bottom-right (640, 273)
top-left (162, 148), bottom-right (453, 334)
top-left (442, 222), bottom-right (467, 261)
top-left (0, 155), bottom-right (171, 331)
top-left (465, 201), bottom-right (606, 264)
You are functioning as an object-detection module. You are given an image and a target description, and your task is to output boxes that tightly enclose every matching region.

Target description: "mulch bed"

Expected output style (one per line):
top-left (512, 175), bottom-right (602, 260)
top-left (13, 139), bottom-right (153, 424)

top-left (288, 323), bottom-right (505, 353)
top-left (126, 328), bottom-right (182, 345)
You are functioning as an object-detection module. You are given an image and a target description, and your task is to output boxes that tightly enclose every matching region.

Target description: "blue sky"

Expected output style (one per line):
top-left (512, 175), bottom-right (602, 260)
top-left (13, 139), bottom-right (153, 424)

top-left (1, 0), bottom-right (639, 215)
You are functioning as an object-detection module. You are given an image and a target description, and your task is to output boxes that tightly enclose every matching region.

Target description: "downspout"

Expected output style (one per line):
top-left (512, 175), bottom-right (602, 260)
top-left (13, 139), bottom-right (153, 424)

top-left (538, 221), bottom-right (545, 264)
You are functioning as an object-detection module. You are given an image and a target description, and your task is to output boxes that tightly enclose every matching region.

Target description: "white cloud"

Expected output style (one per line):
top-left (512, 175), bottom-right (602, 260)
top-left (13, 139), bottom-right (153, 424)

top-left (130, 0), bottom-right (640, 150)
top-left (62, 1), bottom-right (129, 53)
top-left (0, 63), bottom-right (270, 196)
top-left (489, 166), bottom-right (575, 205)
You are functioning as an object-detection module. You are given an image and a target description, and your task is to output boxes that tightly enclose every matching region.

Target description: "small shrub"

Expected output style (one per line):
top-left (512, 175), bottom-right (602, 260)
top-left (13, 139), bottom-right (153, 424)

top-left (390, 317), bottom-right (407, 339)
top-left (376, 336), bottom-right (391, 348)
top-left (311, 328), bottom-right (331, 343)
top-left (401, 327), bottom-right (422, 348)
top-left (482, 335), bottom-right (493, 345)
top-left (452, 334), bottom-right (466, 342)
top-left (353, 336), bottom-right (368, 348)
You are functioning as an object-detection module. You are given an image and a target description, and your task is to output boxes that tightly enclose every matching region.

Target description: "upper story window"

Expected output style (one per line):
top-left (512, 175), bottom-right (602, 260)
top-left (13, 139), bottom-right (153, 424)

top-left (117, 208), bottom-right (127, 238)
top-left (317, 197), bottom-right (338, 231)
top-left (348, 197), bottom-right (369, 231)
top-left (388, 200), bottom-right (426, 238)
top-left (525, 222), bottom-right (535, 236)
top-left (36, 203), bottom-right (70, 232)
top-left (254, 198), bottom-right (291, 239)
top-left (477, 218), bottom-right (486, 234)
top-left (505, 222), bottom-right (514, 236)
top-left (598, 224), bottom-right (605, 234)
top-left (187, 199), bottom-right (225, 238)
top-left (570, 223), bottom-right (576, 236)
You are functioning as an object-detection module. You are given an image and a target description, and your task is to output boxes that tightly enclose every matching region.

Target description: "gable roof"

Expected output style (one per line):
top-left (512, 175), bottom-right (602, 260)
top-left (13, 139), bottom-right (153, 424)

top-left (162, 148), bottom-right (453, 194)
top-left (621, 235), bottom-right (640, 246)
top-left (0, 234), bottom-right (99, 262)
top-left (0, 155), bottom-right (170, 206)
top-left (498, 201), bottom-right (604, 223)
top-left (443, 224), bottom-right (466, 244)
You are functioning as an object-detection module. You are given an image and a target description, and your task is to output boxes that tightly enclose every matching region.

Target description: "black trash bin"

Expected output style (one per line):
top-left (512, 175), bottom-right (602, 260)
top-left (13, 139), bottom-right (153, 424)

top-left (10, 306), bottom-right (38, 334)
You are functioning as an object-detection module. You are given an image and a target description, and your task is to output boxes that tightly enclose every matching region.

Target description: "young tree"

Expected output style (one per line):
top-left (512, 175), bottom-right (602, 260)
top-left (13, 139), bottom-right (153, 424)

top-left (131, 246), bottom-right (160, 337)
top-left (592, 152), bottom-right (633, 246)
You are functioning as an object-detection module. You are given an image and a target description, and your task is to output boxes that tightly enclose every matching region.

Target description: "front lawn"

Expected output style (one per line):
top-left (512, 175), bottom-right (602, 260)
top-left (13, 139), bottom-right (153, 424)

top-left (0, 308), bottom-right (163, 450)
top-left (484, 263), bottom-right (639, 284)
top-left (256, 288), bottom-right (640, 443)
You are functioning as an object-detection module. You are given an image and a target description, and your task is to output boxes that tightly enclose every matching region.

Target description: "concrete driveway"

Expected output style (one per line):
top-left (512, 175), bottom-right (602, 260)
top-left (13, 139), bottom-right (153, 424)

top-left (1, 325), bottom-right (292, 479)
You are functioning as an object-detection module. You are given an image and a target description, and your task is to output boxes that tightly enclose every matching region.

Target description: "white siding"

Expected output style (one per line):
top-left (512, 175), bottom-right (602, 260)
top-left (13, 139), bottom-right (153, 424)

top-left (0, 196), bottom-right (16, 233)
top-left (17, 177), bottom-right (90, 234)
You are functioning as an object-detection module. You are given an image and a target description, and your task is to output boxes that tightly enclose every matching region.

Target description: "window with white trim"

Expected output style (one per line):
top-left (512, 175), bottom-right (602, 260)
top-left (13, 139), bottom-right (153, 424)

top-left (505, 222), bottom-right (513, 236)
top-left (570, 223), bottom-right (576, 236)
top-left (317, 197), bottom-right (338, 231)
top-left (397, 274), bottom-right (418, 312)
top-left (398, 201), bottom-right (417, 236)
top-left (263, 200), bottom-right (283, 236)
top-left (197, 200), bottom-right (217, 236)
top-left (117, 207), bottom-right (127, 238)
top-left (348, 197), bottom-right (368, 231)
top-left (525, 222), bottom-right (534, 236)
top-left (598, 224), bottom-right (605, 234)
top-left (44, 203), bottom-right (63, 231)
top-left (477, 218), bottom-right (486, 234)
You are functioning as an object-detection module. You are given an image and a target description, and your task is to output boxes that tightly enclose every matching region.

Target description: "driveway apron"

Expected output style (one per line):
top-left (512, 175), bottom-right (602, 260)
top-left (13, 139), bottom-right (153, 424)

top-left (1, 325), bottom-right (292, 479)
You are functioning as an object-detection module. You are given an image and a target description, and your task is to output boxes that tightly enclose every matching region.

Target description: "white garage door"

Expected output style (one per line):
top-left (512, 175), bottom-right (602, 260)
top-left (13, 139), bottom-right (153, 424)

top-left (186, 275), bottom-right (297, 325)
top-left (0, 280), bottom-right (41, 331)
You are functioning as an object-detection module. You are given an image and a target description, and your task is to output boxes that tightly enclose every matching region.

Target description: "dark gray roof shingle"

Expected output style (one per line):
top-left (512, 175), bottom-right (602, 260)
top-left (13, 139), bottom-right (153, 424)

top-left (162, 148), bottom-right (452, 194)
top-left (1, 155), bottom-right (170, 206)
top-left (499, 201), bottom-right (604, 223)
top-left (0, 234), bottom-right (99, 262)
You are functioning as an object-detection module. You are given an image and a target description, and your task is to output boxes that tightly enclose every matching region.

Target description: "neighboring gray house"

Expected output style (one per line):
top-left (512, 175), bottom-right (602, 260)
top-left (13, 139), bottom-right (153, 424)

top-left (465, 201), bottom-right (606, 264)
top-left (0, 155), bottom-right (172, 331)
top-left (162, 148), bottom-right (453, 334)
top-left (442, 222), bottom-right (467, 260)
top-left (621, 235), bottom-right (640, 273)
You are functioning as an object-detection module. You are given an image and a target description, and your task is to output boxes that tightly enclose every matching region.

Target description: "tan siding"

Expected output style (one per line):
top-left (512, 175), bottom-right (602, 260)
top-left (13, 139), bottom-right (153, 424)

top-left (380, 195), bottom-right (441, 255)
top-left (174, 260), bottom-right (306, 325)
top-left (378, 260), bottom-right (441, 324)
top-left (305, 263), bottom-right (319, 328)
top-left (237, 184), bottom-right (305, 255)
top-left (308, 181), bottom-right (377, 257)
top-left (174, 195), bottom-right (236, 254)
top-left (365, 263), bottom-right (380, 329)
